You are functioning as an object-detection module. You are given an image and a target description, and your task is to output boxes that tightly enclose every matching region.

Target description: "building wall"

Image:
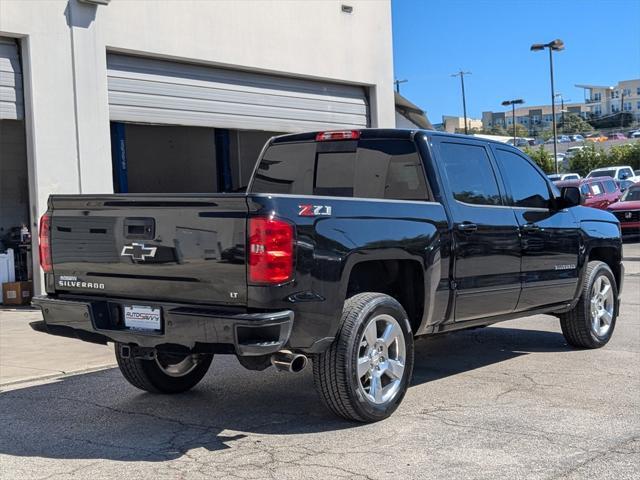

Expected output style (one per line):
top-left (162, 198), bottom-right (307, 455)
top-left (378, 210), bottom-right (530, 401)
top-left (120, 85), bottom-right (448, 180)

top-left (0, 0), bottom-right (395, 220)
top-left (395, 112), bottom-right (421, 129)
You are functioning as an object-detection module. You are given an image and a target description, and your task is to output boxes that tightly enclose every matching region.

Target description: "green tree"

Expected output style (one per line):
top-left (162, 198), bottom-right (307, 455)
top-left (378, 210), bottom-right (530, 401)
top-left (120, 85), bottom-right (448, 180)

top-left (505, 123), bottom-right (529, 138)
top-left (568, 143), bottom-right (607, 176)
top-left (488, 124), bottom-right (508, 136)
top-left (561, 114), bottom-right (594, 134)
top-left (523, 145), bottom-right (554, 174)
top-left (607, 141), bottom-right (640, 170)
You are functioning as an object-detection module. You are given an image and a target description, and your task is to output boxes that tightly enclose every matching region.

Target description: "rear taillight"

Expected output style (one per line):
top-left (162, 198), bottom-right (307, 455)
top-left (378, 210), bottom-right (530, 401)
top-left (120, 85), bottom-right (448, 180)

top-left (315, 130), bottom-right (360, 141)
top-left (248, 217), bottom-right (294, 284)
top-left (39, 213), bottom-right (52, 273)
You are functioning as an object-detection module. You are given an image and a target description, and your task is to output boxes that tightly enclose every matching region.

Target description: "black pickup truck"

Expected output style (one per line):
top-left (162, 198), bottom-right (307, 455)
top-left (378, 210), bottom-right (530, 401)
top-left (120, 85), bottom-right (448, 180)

top-left (32, 129), bottom-right (624, 422)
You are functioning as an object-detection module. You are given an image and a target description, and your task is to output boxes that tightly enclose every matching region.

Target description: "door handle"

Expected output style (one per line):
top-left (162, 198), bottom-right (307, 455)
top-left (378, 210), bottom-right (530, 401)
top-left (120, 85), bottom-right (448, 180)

top-left (457, 222), bottom-right (478, 233)
top-left (521, 223), bottom-right (540, 233)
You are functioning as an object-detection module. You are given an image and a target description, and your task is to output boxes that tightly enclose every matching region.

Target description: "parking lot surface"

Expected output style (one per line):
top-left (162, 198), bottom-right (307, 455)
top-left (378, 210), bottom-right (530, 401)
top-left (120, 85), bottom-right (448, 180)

top-left (1, 243), bottom-right (638, 479)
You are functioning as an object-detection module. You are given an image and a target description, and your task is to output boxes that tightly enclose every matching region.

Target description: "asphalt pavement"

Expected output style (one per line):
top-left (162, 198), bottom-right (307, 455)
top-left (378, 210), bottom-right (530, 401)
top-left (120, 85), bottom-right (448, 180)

top-left (0, 243), bottom-right (638, 479)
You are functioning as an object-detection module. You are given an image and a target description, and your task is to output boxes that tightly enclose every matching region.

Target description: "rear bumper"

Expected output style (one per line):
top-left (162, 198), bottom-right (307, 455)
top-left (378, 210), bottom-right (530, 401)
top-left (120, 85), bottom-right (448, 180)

top-left (31, 295), bottom-right (293, 356)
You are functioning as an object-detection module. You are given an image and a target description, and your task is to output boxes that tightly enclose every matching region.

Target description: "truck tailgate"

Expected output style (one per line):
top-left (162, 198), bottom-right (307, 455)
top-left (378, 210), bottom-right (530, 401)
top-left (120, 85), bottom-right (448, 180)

top-left (49, 194), bottom-right (248, 306)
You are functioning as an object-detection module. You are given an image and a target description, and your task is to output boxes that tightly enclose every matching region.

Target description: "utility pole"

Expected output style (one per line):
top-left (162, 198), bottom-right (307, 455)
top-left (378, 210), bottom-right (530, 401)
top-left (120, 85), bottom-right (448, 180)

top-left (555, 93), bottom-right (569, 133)
top-left (394, 79), bottom-right (408, 94)
top-left (451, 70), bottom-right (471, 134)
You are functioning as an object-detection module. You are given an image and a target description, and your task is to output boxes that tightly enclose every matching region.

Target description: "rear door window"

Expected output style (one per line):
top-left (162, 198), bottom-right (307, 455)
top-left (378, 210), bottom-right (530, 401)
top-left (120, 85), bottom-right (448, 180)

top-left (251, 139), bottom-right (430, 201)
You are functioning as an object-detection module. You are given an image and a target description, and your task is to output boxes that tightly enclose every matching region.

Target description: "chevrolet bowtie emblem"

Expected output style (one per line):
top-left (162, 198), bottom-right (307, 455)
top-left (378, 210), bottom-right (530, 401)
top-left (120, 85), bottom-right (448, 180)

top-left (121, 243), bottom-right (157, 261)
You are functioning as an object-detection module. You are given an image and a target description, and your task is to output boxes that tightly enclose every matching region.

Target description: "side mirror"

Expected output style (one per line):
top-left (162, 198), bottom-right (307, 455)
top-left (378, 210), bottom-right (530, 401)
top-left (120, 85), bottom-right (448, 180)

top-left (558, 186), bottom-right (582, 208)
top-left (620, 172), bottom-right (629, 180)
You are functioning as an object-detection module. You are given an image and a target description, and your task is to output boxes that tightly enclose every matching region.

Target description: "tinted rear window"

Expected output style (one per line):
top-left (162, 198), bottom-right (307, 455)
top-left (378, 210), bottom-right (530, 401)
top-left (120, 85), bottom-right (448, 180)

top-left (588, 170), bottom-right (615, 178)
top-left (250, 139), bottom-right (430, 201)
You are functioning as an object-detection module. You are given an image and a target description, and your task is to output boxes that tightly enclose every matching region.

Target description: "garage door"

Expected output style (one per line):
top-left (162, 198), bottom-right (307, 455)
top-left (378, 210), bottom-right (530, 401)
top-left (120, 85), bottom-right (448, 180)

top-left (107, 54), bottom-right (368, 132)
top-left (0, 38), bottom-right (23, 120)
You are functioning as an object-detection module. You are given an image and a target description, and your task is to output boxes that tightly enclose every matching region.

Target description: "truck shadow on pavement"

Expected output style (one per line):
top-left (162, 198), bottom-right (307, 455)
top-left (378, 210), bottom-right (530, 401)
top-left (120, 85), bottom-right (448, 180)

top-left (0, 324), bottom-right (572, 462)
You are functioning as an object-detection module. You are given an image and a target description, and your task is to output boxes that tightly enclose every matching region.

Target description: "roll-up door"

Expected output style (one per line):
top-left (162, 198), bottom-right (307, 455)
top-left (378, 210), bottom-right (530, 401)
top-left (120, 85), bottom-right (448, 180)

top-left (0, 38), bottom-right (24, 120)
top-left (107, 54), bottom-right (368, 132)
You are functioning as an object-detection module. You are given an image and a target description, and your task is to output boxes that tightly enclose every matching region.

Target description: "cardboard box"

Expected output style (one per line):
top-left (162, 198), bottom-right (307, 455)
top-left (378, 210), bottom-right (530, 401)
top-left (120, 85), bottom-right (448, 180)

top-left (2, 281), bottom-right (33, 306)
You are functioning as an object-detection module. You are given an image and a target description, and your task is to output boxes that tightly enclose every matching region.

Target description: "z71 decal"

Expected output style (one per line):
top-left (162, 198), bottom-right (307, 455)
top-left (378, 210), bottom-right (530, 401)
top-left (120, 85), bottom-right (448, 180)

top-left (298, 205), bottom-right (332, 217)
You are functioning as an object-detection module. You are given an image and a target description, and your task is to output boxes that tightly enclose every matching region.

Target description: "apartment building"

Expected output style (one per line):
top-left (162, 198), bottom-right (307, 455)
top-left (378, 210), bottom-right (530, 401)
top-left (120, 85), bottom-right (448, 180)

top-left (576, 79), bottom-right (640, 120)
top-left (482, 103), bottom-right (589, 132)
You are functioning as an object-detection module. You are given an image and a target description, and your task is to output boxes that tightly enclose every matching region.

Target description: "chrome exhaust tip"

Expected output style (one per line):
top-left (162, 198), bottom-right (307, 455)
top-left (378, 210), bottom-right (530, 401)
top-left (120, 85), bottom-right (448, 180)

top-left (270, 350), bottom-right (308, 373)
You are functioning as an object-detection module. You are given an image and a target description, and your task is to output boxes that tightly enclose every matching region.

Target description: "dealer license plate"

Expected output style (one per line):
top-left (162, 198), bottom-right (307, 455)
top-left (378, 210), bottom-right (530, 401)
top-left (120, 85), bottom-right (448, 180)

top-left (123, 305), bottom-right (162, 331)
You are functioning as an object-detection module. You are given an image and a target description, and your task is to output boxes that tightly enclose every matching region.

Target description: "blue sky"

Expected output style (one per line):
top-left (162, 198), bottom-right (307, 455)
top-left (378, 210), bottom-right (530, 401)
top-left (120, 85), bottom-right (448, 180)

top-left (392, 0), bottom-right (640, 123)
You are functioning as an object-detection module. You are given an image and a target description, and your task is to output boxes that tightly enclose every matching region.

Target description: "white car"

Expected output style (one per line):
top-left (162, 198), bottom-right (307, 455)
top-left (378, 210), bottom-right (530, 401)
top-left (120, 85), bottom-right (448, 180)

top-left (587, 165), bottom-right (640, 183)
top-left (548, 173), bottom-right (581, 181)
top-left (565, 146), bottom-right (586, 158)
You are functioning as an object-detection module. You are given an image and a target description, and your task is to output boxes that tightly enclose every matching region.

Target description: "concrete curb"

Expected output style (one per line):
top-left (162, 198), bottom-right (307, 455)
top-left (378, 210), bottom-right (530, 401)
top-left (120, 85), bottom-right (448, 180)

top-left (0, 363), bottom-right (116, 389)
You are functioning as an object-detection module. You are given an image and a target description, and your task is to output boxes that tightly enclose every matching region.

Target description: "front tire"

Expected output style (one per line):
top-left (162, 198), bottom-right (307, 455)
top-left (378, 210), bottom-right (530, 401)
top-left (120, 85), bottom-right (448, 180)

top-left (115, 344), bottom-right (213, 394)
top-left (559, 261), bottom-right (618, 349)
top-left (313, 292), bottom-right (414, 422)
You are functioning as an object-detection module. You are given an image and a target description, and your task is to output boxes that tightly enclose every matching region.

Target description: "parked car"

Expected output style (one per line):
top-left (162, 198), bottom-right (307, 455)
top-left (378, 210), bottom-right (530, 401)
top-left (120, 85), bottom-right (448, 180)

top-left (548, 173), bottom-right (581, 181)
top-left (31, 129), bottom-right (624, 422)
top-left (565, 146), bottom-right (586, 158)
top-left (506, 137), bottom-right (531, 148)
top-left (607, 183), bottom-right (640, 236)
top-left (570, 134), bottom-right (585, 142)
top-left (585, 133), bottom-right (608, 143)
top-left (607, 133), bottom-right (627, 141)
top-left (545, 135), bottom-right (571, 144)
top-left (629, 131), bottom-right (640, 139)
top-left (555, 177), bottom-right (621, 210)
top-left (587, 165), bottom-right (640, 183)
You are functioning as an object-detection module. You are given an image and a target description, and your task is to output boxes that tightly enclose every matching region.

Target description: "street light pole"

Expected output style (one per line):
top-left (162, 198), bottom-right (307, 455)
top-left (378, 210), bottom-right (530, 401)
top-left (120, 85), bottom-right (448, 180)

top-left (501, 99), bottom-right (525, 144)
top-left (451, 70), bottom-right (471, 134)
top-left (531, 39), bottom-right (564, 174)
top-left (548, 47), bottom-right (559, 173)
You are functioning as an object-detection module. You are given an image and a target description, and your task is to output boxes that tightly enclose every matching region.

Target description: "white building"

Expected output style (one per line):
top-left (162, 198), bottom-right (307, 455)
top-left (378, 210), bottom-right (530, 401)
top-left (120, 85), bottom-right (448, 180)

top-left (441, 115), bottom-right (482, 133)
top-left (576, 79), bottom-right (640, 120)
top-left (0, 0), bottom-right (395, 291)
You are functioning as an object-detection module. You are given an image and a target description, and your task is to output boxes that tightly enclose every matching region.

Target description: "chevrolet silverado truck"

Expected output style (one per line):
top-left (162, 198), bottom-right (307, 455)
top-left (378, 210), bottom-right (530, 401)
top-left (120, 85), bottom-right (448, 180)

top-left (31, 129), bottom-right (624, 422)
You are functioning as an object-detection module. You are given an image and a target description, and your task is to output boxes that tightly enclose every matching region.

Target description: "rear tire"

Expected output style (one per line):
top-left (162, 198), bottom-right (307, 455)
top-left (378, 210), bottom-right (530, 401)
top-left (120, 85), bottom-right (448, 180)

top-left (559, 261), bottom-right (618, 349)
top-left (115, 344), bottom-right (213, 393)
top-left (312, 292), bottom-right (414, 422)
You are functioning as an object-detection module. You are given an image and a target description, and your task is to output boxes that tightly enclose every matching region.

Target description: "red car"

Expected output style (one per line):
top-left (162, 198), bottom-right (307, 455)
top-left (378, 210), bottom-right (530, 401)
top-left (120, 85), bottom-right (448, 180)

top-left (607, 183), bottom-right (640, 236)
top-left (555, 177), bottom-right (621, 210)
top-left (606, 133), bottom-right (627, 141)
